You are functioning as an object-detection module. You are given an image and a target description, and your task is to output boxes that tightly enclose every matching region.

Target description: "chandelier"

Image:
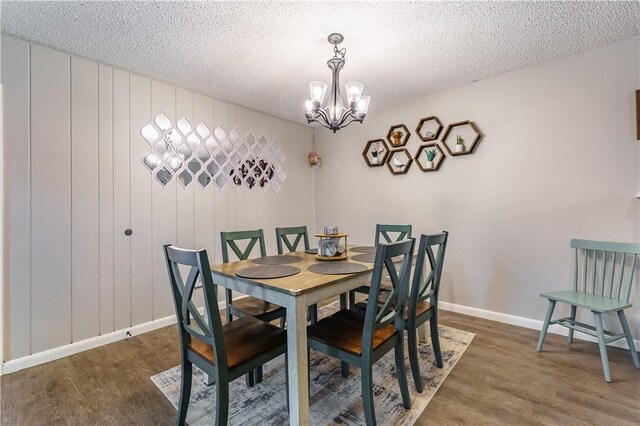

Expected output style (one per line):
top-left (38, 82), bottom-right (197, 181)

top-left (304, 33), bottom-right (370, 133)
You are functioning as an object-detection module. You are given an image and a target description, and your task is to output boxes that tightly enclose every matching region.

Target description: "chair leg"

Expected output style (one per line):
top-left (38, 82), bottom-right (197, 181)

top-left (225, 289), bottom-right (233, 323)
top-left (341, 361), bottom-right (350, 377)
top-left (310, 304), bottom-right (318, 324)
top-left (176, 359), bottom-right (193, 426)
top-left (536, 300), bottom-right (556, 352)
top-left (567, 305), bottom-right (577, 343)
top-left (430, 316), bottom-right (443, 368)
top-left (280, 317), bottom-right (286, 328)
top-left (215, 378), bottom-right (229, 426)
top-left (245, 370), bottom-right (255, 387)
top-left (394, 339), bottom-right (411, 410)
top-left (349, 291), bottom-right (356, 311)
top-left (593, 312), bottom-right (612, 383)
top-left (617, 310), bottom-right (640, 368)
top-left (255, 366), bottom-right (263, 383)
top-left (361, 363), bottom-right (376, 426)
top-left (339, 293), bottom-right (347, 310)
top-left (407, 326), bottom-right (422, 393)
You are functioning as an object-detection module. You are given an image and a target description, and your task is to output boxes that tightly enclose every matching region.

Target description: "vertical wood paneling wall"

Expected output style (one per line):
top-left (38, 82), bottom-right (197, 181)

top-left (1, 34), bottom-right (314, 362)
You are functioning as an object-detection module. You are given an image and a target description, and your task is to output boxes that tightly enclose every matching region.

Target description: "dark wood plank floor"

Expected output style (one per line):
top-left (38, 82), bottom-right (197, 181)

top-left (2, 309), bottom-right (639, 425)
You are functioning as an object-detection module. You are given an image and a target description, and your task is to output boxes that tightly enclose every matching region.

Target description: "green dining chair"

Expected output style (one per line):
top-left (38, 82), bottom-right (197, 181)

top-left (354, 232), bottom-right (449, 392)
top-left (307, 239), bottom-right (415, 426)
top-left (221, 229), bottom-right (287, 385)
top-left (536, 239), bottom-right (640, 382)
top-left (275, 226), bottom-right (318, 323)
top-left (163, 245), bottom-right (288, 426)
top-left (348, 224), bottom-right (413, 309)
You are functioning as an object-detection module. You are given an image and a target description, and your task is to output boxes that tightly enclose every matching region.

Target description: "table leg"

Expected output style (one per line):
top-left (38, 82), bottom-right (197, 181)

top-left (286, 295), bottom-right (310, 425)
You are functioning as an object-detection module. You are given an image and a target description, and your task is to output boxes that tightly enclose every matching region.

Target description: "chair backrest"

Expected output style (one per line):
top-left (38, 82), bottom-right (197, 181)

top-left (571, 239), bottom-right (640, 303)
top-left (408, 232), bottom-right (449, 318)
top-left (220, 229), bottom-right (267, 263)
top-left (275, 226), bottom-right (310, 254)
top-left (362, 239), bottom-right (415, 354)
top-left (163, 245), bottom-right (228, 368)
top-left (375, 224), bottom-right (412, 244)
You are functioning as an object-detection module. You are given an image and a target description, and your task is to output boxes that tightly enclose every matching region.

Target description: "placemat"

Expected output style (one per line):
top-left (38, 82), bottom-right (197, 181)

top-left (350, 246), bottom-right (376, 254)
top-left (251, 255), bottom-right (303, 265)
top-left (305, 248), bottom-right (318, 254)
top-left (351, 253), bottom-right (375, 263)
top-left (307, 262), bottom-right (368, 275)
top-left (236, 265), bottom-right (300, 279)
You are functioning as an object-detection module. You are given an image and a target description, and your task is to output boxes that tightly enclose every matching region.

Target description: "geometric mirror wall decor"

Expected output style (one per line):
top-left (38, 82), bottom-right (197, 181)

top-left (440, 120), bottom-right (482, 156)
top-left (141, 112), bottom-right (286, 193)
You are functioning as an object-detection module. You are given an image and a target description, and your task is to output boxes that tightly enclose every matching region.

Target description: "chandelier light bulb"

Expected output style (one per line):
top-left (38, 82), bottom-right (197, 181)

top-left (357, 96), bottom-right (371, 117)
top-left (305, 100), bottom-right (313, 112)
top-left (309, 81), bottom-right (327, 104)
top-left (345, 81), bottom-right (363, 108)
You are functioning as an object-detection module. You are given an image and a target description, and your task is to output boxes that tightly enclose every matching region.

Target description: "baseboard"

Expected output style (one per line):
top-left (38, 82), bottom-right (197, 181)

top-left (1, 300), bottom-right (232, 375)
top-left (439, 301), bottom-right (640, 350)
top-left (4, 297), bottom-right (636, 375)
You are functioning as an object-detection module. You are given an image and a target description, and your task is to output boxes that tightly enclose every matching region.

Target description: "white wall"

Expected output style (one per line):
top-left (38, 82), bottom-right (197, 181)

top-left (315, 37), bottom-right (640, 335)
top-left (1, 34), bottom-right (314, 363)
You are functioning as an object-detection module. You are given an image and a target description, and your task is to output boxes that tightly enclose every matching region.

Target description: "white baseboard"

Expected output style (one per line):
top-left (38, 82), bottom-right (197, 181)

top-left (3, 297), bottom-right (636, 375)
top-left (439, 301), bottom-right (640, 350)
top-left (1, 301), bottom-right (229, 375)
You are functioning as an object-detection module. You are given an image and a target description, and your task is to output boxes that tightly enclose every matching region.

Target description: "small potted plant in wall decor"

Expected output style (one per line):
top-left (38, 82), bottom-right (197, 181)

top-left (455, 135), bottom-right (465, 153)
top-left (425, 148), bottom-right (437, 168)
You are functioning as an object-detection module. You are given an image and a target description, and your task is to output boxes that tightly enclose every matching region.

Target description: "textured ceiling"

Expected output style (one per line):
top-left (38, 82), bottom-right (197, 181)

top-left (2, 1), bottom-right (639, 125)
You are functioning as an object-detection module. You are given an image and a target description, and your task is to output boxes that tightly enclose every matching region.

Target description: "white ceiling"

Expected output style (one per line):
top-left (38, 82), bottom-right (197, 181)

top-left (2, 1), bottom-right (639, 125)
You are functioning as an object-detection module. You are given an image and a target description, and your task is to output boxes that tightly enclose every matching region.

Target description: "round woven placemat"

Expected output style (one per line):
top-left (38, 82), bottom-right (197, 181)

top-left (350, 246), bottom-right (376, 254)
top-left (305, 248), bottom-right (318, 254)
top-left (351, 253), bottom-right (375, 263)
top-left (251, 255), bottom-right (303, 265)
top-left (236, 265), bottom-right (301, 279)
top-left (307, 262), bottom-right (368, 275)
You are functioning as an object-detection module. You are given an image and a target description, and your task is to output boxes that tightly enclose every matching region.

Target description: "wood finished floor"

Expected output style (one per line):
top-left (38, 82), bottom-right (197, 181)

top-left (2, 309), bottom-right (639, 425)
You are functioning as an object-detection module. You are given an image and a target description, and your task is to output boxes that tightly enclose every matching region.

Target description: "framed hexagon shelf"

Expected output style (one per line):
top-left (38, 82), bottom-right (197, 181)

top-left (386, 124), bottom-right (411, 148)
top-left (362, 139), bottom-right (390, 167)
top-left (441, 120), bottom-right (482, 156)
top-left (415, 116), bottom-right (443, 142)
top-left (414, 143), bottom-right (445, 172)
top-left (386, 148), bottom-right (413, 175)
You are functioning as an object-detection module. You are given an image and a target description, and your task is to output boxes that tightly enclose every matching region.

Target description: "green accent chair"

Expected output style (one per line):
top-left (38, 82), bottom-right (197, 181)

top-left (354, 232), bottom-right (449, 392)
top-left (275, 226), bottom-right (318, 323)
top-left (348, 224), bottom-right (413, 309)
top-left (221, 229), bottom-right (287, 385)
top-left (307, 239), bottom-right (415, 425)
top-left (537, 239), bottom-right (640, 382)
top-left (163, 245), bottom-right (288, 426)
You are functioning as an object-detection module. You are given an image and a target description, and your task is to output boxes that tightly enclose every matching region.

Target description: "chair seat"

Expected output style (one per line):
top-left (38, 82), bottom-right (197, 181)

top-left (540, 290), bottom-right (632, 313)
top-left (230, 296), bottom-right (285, 319)
top-left (188, 315), bottom-right (286, 369)
top-left (307, 309), bottom-right (397, 357)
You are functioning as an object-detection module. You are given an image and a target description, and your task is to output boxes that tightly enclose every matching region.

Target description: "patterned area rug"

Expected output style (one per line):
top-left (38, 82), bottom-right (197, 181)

top-left (151, 303), bottom-right (474, 426)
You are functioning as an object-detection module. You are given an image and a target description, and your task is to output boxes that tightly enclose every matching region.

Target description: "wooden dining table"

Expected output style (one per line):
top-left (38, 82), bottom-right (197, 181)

top-left (209, 248), bottom-right (377, 426)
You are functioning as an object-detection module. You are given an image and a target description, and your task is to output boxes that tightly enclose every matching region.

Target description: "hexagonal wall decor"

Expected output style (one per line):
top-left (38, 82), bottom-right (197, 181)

top-left (414, 143), bottom-right (445, 172)
top-left (386, 124), bottom-right (411, 148)
top-left (415, 116), bottom-right (443, 142)
top-left (441, 120), bottom-right (482, 156)
top-left (386, 148), bottom-right (413, 175)
top-left (362, 139), bottom-right (390, 167)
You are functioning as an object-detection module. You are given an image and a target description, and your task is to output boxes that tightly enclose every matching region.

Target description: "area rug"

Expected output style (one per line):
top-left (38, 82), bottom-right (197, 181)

top-left (151, 302), bottom-right (474, 426)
